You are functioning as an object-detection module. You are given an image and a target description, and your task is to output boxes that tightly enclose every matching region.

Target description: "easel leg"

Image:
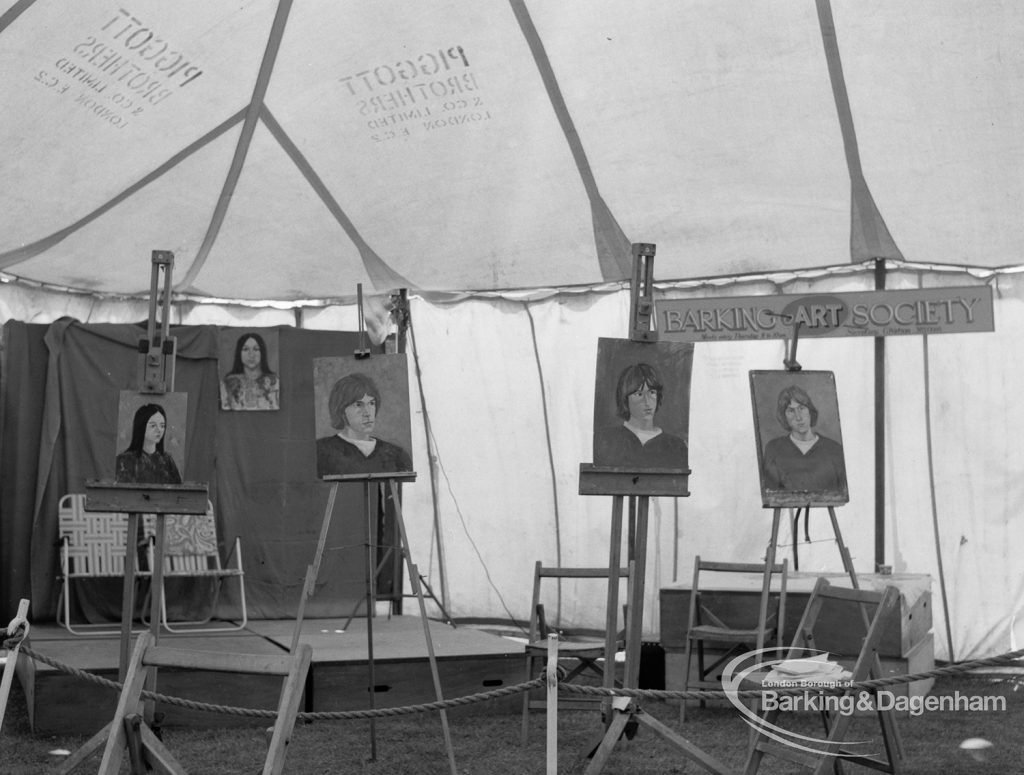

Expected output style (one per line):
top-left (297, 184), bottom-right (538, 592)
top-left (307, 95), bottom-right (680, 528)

top-left (291, 484), bottom-right (340, 654)
top-left (144, 516), bottom-right (167, 726)
top-left (602, 496), bottom-right (624, 722)
top-left (761, 509), bottom-right (783, 655)
top-left (389, 480), bottom-right (458, 775)
top-left (57, 728), bottom-right (109, 774)
top-left (120, 512), bottom-right (140, 681)
top-left (623, 497), bottom-right (648, 689)
top-left (585, 712), bottom-right (632, 773)
top-left (825, 505), bottom-right (904, 760)
top-left (584, 496), bottom-right (731, 775)
top-left (743, 508), bottom-right (787, 752)
top-left (417, 573), bottom-right (455, 627)
top-left (364, 481), bottom-right (378, 761)
top-left (826, 506), bottom-right (859, 589)
top-left (344, 546), bottom-right (455, 628)
top-left (98, 633), bottom-right (154, 774)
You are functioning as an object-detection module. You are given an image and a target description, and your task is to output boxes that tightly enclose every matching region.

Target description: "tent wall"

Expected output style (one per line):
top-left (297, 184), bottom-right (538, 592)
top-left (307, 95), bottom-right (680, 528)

top-left (399, 267), bottom-right (1022, 663)
top-left (2, 265), bottom-right (1021, 661)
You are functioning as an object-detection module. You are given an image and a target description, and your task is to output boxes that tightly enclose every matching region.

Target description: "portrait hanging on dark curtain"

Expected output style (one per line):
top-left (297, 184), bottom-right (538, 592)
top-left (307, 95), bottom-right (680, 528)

top-left (750, 370), bottom-right (849, 507)
top-left (219, 329), bottom-right (281, 411)
top-left (313, 354), bottom-right (414, 478)
top-left (592, 337), bottom-right (693, 472)
top-left (115, 391), bottom-right (188, 484)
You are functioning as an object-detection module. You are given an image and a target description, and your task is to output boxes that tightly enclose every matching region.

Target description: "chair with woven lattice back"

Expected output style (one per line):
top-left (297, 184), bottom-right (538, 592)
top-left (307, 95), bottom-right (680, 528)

top-left (57, 493), bottom-right (150, 635)
top-left (141, 501), bottom-right (247, 633)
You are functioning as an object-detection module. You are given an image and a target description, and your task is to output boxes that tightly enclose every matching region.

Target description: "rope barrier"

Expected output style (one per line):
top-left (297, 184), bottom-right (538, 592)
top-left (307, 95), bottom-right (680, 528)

top-left (18, 645), bottom-right (545, 721)
top-left (562, 647), bottom-right (1024, 702)
top-left (3, 626), bottom-right (29, 651)
top-left (16, 643), bottom-right (1024, 723)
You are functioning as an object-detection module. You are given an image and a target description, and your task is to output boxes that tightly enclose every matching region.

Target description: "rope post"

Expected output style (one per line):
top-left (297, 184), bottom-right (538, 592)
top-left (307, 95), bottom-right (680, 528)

top-left (0, 599), bottom-right (30, 735)
top-left (546, 633), bottom-right (559, 775)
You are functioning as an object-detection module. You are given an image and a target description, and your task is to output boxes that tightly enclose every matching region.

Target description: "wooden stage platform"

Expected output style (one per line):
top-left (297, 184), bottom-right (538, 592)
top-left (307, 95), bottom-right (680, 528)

top-left (15, 617), bottom-right (527, 735)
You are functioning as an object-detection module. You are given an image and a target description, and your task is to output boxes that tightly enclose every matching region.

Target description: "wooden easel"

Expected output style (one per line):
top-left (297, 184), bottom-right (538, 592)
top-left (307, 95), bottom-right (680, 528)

top-left (60, 251), bottom-right (216, 774)
top-left (59, 482), bottom-right (210, 775)
top-left (747, 316), bottom-right (902, 769)
top-left (757, 312), bottom-right (859, 634)
top-left (578, 471), bottom-right (732, 775)
top-left (294, 474), bottom-right (457, 775)
top-left (290, 286), bottom-right (457, 773)
top-left (575, 244), bottom-right (731, 774)
top-left (93, 631), bottom-right (311, 775)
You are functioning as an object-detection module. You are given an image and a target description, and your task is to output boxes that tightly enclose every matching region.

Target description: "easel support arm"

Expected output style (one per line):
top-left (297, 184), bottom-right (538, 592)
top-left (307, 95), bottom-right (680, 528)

top-left (138, 250), bottom-right (176, 394)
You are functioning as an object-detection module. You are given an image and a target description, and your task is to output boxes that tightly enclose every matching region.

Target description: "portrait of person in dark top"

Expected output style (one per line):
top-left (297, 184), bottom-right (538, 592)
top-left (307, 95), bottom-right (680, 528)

top-left (760, 383), bottom-right (847, 495)
top-left (316, 372), bottom-right (412, 477)
top-left (115, 402), bottom-right (183, 484)
top-left (594, 361), bottom-right (688, 470)
top-left (220, 331), bottom-right (279, 411)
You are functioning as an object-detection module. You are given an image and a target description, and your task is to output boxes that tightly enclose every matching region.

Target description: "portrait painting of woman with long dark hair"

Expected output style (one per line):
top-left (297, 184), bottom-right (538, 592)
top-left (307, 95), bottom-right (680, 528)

top-left (220, 330), bottom-right (280, 411)
top-left (114, 393), bottom-right (187, 484)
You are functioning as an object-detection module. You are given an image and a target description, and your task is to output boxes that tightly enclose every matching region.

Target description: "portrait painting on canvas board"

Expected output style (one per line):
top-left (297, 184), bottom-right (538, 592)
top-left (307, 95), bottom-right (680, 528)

top-left (592, 337), bottom-right (693, 473)
top-left (115, 391), bottom-right (188, 484)
top-left (313, 354), bottom-right (413, 478)
top-left (750, 370), bottom-right (848, 507)
top-left (219, 329), bottom-right (281, 411)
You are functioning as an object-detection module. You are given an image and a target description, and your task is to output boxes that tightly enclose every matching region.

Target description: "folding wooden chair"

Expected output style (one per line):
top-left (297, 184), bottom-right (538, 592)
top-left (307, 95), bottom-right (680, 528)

top-left (681, 556), bottom-right (788, 721)
top-left (744, 577), bottom-right (903, 775)
top-left (520, 561), bottom-right (633, 743)
top-left (56, 494), bottom-right (149, 635)
top-left (94, 632), bottom-right (311, 775)
top-left (142, 502), bottom-right (247, 633)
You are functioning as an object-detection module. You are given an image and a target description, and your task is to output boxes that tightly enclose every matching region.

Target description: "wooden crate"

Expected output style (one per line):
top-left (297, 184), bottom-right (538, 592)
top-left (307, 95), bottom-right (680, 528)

top-left (660, 572), bottom-right (932, 658)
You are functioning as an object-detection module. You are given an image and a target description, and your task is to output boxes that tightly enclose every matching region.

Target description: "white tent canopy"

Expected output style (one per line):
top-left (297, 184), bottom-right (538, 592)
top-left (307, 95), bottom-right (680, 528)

top-left (2, 1), bottom-right (1023, 663)
top-left (2, 1), bottom-right (1023, 298)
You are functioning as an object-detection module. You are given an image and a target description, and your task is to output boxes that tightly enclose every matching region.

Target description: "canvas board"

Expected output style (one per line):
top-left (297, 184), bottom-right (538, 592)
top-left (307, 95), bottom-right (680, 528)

top-left (313, 354), bottom-right (413, 479)
top-left (218, 329), bottom-right (281, 411)
top-left (591, 337), bottom-right (693, 476)
top-left (749, 370), bottom-right (848, 507)
top-left (115, 391), bottom-right (188, 484)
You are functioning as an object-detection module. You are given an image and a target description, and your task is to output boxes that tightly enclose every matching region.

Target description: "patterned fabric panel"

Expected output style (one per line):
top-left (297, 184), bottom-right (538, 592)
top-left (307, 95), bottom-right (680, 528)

top-left (142, 508), bottom-right (221, 572)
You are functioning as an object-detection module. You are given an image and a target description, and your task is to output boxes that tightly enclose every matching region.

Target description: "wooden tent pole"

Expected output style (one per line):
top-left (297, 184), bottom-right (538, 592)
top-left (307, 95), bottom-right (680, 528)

top-left (874, 257), bottom-right (887, 570)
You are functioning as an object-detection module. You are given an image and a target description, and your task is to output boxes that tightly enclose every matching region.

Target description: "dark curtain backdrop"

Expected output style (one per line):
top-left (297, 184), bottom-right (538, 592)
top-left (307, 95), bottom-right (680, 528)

top-left (0, 319), bottom-right (395, 623)
top-left (0, 322), bottom-right (49, 618)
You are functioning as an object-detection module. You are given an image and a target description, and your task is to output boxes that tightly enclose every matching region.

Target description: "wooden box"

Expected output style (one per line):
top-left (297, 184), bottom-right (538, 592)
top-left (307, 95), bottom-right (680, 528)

top-left (659, 572), bottom-right (932, 658)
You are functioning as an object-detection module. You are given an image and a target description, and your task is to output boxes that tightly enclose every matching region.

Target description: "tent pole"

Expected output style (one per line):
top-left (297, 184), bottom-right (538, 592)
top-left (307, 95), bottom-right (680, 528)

top-left (922, 332), bottom-right (956, 663)
top-left (874, 258), bottom-right (886, 571)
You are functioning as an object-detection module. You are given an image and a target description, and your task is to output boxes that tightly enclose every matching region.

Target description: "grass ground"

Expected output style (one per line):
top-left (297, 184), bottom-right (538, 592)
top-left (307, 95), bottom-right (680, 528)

top-left (1, 672), bottom-right (1020, 773)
